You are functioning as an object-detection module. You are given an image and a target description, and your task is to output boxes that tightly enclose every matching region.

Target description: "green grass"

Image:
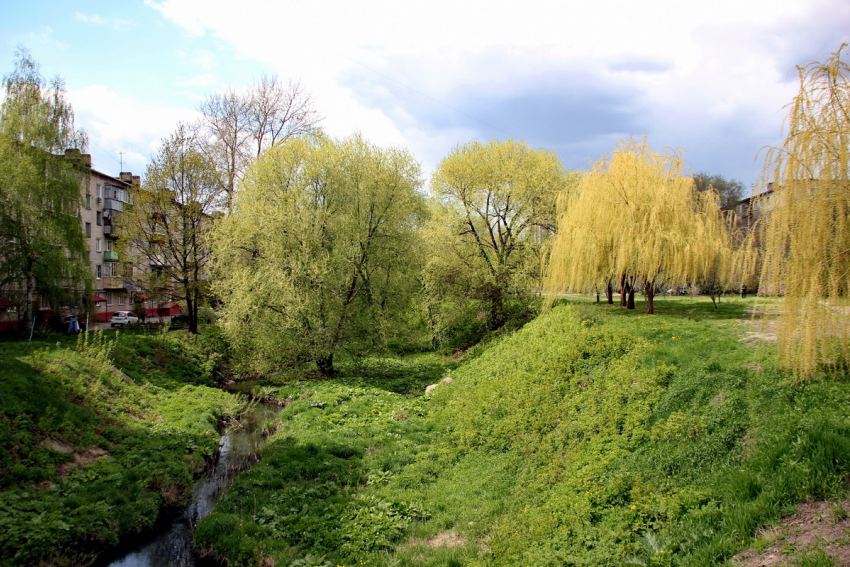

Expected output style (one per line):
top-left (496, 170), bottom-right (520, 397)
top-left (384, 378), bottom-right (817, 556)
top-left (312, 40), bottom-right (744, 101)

top-left (196, 295), bottom-right (850, 567)
top-left (0, 328), bottom-right (241, 565)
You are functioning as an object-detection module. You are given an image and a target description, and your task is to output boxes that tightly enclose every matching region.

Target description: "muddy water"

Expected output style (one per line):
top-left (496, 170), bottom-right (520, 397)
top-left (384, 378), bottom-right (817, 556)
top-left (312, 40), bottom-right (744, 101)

top-left (97, 403), bottom-right (283, 567)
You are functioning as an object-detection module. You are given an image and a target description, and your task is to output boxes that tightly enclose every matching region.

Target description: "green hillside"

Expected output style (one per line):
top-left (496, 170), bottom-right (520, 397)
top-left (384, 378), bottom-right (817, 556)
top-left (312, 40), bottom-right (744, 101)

top-left (197, 298), bottom-right (850, 567)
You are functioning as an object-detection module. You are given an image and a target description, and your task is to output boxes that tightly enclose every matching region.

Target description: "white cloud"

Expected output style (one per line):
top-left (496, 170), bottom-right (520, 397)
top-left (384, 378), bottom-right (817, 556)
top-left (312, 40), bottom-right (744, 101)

top-left (67, 84), bottom-right (200, 176)
top-left (30, 26), bottom-right (69, 50)
top-left (74, 12), bottom-right (134, 29)
top-left (192, 50), bottom-right (217, 70)
top-left (139, 0), bottom-right (850, 183)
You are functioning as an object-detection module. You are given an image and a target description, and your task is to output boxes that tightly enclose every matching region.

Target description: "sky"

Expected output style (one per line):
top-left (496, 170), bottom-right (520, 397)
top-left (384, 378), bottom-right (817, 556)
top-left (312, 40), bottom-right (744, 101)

top-left (2, 0), bottom-right (849, 191)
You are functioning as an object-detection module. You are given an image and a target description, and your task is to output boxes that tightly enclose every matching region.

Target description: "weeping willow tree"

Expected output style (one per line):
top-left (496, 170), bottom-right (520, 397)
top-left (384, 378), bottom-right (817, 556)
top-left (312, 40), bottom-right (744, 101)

top-left (757, 44), bottom-right (850, 379)
top-left (545, 137), bottom-right (734, 314)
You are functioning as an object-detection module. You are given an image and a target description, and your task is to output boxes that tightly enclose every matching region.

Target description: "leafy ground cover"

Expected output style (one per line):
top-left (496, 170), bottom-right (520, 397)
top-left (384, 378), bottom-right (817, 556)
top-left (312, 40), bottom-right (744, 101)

top-left (197, 295), bottom-right (850, 567)
top-left (0, 328), bottom-right (241, 565)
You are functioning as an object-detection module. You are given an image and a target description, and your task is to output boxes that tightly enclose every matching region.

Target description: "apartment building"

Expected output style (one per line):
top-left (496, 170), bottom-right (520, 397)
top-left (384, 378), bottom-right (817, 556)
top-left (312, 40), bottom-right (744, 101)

top-left (75, 151), bottom-right (140, 322)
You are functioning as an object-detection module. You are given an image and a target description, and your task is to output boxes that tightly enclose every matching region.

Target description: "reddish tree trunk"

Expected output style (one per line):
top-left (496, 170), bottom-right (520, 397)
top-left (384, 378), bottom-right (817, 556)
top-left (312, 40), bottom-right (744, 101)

top-left (645, 279), bottom-right (655, 314)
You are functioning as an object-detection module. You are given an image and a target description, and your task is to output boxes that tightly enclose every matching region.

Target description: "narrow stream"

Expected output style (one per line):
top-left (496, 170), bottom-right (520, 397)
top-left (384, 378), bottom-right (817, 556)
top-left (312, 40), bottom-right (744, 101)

top-left (96, 403), bottom-right (283, 567)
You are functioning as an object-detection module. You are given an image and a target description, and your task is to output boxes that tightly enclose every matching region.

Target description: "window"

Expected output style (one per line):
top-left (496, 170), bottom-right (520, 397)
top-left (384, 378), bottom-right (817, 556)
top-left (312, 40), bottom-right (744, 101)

top-left (85, 223), bottom-right (91, 237)
top-left (96, 211), bottom-right (102, 226)
top-left (107, 292), bottom-right (113, 306)
top-left (95, 238), bottom-right (102, 252)
top-left (106, 240), bottom-right (113, 252)
top-left (119, 293), bottom-right (126, 306)
top-left (85, 194), bottom-right (91, 209)
top-left (96, 265), bottom-right (102, 279)
top-left (96, 184), bottom-right (102, 199)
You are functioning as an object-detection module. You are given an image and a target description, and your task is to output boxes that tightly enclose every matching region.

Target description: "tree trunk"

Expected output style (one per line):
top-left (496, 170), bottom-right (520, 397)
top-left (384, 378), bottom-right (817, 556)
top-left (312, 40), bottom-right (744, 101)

top-left (606, 280), bottom-right (614, 304)
top-left (627, 281), bottom-right (635, 310)
top-left (619, 274), bottom-right (627, 306)
top-left (316, 353), bottom-right (335, 376)
top-left (645, 280), bottom-right (655, 314)
top-left (488, 287), bottom-right (504, 330)
top-left (186, 291), bottom-right (197, 334)
top-left (21, 271), bottom-right (36, 339)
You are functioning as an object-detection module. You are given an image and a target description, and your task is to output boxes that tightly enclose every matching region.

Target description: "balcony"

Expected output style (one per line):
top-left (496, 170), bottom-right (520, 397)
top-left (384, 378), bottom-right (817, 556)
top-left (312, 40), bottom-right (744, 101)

top-left (103, 198), bottom-right (123, 212)
top-left (102, 276), bottom-right (124, 289)
top-left (104, 250), bottom-right (119, 261)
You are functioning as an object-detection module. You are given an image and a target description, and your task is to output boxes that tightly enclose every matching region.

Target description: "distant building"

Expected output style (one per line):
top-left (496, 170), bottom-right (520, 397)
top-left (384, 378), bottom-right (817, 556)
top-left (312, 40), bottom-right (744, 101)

top-left (733, 184), bottom-right (776, 235)
top-left (0, 149), bottom-right (184, 332)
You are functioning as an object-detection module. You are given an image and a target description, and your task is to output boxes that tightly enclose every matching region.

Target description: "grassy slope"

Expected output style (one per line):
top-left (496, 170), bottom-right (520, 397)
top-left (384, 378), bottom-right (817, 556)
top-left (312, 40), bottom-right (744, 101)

top-left (0, 328), bottom-right (240, 566)
top-left (199, 296), bottom-right (850, 567)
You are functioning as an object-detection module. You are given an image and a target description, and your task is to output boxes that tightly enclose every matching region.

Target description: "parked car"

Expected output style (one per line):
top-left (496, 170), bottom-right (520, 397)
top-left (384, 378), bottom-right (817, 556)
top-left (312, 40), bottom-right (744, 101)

top-left (110, 311), bottom-right (140, 327)
top-left (170, 313), bottom-right (189, 327)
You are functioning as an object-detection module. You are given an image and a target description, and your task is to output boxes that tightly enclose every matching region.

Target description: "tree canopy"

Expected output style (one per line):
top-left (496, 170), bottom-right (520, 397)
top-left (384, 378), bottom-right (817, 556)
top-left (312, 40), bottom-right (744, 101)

top-left (757, 43), bottom-right (850, 379)
top-left (199, 76), bottom-right (322, 211)
top-left (693, 172), bottom-right (746, 210)
top-left (209, 134), bottom-right (425, 374)
top-left (545, 137), bottom-right (734, 314)
top-left (117, 124), bottom-right (223, 334)
top-left (424, 139), bottom-right (572, 337)
top-left (0, 47), bottom-right (91, 334)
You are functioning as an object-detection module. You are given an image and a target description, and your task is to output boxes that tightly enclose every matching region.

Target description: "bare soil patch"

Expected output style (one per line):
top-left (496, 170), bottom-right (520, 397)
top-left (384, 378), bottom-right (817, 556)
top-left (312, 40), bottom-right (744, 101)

top-left (740, 306), bottom-right (778, 346)
top-left (733, 499), bottom-right (850, 566)
top-left (409, 530), bottom-right (466, 548)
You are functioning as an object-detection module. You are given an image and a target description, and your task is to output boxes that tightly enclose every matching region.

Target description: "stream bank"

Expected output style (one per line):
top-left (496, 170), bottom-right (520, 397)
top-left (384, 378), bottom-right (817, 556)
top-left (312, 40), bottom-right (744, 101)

top-left (96, 403), bottom-right (284, 567)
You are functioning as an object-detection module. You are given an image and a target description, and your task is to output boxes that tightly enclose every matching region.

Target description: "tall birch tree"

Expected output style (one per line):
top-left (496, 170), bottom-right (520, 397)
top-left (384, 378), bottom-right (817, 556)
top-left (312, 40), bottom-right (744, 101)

top-left (117, 124), bottom-right (222, 334)
top-left (199, 76), bottom-right (321, 212)
top-left (0, 47), bottom-right (90, 336)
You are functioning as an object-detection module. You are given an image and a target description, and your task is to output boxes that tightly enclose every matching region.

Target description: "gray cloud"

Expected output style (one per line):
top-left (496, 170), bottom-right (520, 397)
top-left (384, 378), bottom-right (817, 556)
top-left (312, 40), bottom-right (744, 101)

top-left (343, 55), bottom-right (648, 164)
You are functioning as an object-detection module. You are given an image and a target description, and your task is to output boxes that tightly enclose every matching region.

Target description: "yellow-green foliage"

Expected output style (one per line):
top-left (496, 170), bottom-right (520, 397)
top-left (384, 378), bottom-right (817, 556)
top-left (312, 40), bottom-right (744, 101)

top-left (209, 134), bottom-right (426, 373)
top-left (545, 138), bottom-right (734, 312)
top-left (424, 139), bottom-right (575, 330)
top-left (757, 43), bottom-right (850, 379)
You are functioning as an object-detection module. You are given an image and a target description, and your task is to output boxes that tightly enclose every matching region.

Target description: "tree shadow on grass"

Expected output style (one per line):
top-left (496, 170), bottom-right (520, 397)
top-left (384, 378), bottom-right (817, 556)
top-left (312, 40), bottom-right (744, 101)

top-left (555, 296), bottom-right (753, 321)
top-left (335, 355), bottom-right (458, 397)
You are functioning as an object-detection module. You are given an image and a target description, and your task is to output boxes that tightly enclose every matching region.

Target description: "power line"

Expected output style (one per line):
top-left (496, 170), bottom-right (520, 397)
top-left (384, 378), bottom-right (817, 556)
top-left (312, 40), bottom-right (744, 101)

top-left (340, 55), bottom-right (514, 139)
top-left (87, 138), bottom-right (122, 168)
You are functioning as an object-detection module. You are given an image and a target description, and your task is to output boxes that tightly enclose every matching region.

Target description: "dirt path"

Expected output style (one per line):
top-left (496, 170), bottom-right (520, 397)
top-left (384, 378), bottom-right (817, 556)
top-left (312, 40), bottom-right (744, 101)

top-left (733, 499), bottom-right (850, 566)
